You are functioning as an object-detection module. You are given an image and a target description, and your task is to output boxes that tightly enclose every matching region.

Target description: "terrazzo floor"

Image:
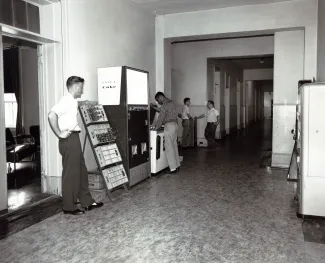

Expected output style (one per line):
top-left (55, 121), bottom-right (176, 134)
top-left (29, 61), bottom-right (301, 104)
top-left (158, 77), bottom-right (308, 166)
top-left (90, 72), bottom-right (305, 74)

top-left (0, 120), bottom-right (324, 263)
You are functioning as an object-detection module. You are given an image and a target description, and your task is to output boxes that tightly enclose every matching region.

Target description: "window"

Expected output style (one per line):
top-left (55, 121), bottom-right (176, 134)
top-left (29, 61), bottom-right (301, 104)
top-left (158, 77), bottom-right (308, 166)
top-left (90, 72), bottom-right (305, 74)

top-left (4, 93), bottom-right (17, 128)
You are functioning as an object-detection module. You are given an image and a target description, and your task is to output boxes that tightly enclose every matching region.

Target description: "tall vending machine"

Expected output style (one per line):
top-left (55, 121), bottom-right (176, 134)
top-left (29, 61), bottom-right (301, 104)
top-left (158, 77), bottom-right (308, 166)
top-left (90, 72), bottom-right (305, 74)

top-left (97, 66), bottom-right (150, 187)
top-left (296, 83), bottom-right (325, 217)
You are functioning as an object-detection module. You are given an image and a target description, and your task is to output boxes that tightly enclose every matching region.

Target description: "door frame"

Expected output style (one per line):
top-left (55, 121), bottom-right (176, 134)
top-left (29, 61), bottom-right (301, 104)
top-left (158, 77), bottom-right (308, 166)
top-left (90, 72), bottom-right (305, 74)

top-left (0, 25), bottom-right (57, 212)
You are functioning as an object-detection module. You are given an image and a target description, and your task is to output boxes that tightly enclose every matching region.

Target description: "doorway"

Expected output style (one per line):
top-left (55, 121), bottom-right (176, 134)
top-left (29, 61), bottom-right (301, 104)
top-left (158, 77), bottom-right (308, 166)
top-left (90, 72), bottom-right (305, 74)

top-left (2, 36), bottom-right (51, 212)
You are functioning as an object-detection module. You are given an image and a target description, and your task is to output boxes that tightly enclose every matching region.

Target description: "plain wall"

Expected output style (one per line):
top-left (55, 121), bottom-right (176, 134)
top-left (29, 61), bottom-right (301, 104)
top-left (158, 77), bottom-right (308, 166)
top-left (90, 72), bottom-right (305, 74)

top-left (171, 36), bottom-right (273, 105)
top-left (246, 81), bottom-right (255, 124)
top-left (272, 30), bottom-right (304, 168)
top-left (156, 0), bottom-right (318, 94)
top-left (264, 92), bottom-right (273, 119)
top-left (19, 48), bottom-right (39, 133)
top-left (317, 0), bottom-right (325, 81)
top-left (39, 0), bottom-right (155, 195)
top-left (244, 69), bottom-right (274, 82)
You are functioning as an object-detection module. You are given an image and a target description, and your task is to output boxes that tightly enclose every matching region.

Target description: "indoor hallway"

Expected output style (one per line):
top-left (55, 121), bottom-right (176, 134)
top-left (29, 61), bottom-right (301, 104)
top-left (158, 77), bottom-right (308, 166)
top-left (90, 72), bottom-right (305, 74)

top-left (0, 120), bottom-right (324, 263)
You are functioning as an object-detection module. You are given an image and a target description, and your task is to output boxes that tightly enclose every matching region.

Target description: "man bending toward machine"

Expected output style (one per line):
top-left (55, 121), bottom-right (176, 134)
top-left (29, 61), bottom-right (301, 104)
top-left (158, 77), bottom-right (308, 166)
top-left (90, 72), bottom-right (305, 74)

top-left (152, 92), bottom-right (180, 174)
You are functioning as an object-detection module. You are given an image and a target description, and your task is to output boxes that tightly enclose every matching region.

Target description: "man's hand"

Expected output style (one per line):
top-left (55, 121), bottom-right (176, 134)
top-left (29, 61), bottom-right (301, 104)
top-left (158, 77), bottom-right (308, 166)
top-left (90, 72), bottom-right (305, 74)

top-left (59, 130), bottom-right (71, 139)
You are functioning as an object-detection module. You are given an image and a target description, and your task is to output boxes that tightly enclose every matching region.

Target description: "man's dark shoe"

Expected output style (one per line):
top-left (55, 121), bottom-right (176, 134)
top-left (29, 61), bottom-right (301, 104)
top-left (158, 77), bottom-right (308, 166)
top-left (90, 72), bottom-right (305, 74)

top-left (63, 209), bottom-right (85, 215)
top-left (84, 202), bottom-right (104, 211)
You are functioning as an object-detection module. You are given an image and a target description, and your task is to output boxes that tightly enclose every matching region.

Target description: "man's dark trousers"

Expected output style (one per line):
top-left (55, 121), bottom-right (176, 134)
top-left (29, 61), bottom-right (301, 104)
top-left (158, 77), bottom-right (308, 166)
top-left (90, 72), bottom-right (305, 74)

top-left (59, 133), bottom-right (94, 211)
top-left (205, 123), bottom-right (217, 148)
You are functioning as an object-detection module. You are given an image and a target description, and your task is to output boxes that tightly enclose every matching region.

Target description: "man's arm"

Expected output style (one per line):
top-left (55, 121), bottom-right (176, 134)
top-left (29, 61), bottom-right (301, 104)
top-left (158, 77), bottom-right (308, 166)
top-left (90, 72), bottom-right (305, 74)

top-left (215, 109), bottom-right (220, 125)
top-left (150, 104), bottom-right (161, 112)
top-left (196, 113), bottom-right (205, 119)
top-left (154, 106), bottom-right (166, 130)
top-left (216, 115), bottom-right (220, 125)
top-left (48, 111), bottom-right (70, 139)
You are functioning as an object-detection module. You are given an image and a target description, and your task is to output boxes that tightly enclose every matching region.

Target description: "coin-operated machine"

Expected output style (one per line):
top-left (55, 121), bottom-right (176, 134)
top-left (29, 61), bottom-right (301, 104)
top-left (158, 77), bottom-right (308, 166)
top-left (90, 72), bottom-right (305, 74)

top-left (288, 80), bottom-right (312, 182)
top-left (149, 106), bottom-right (169, 175)
top-left (97, 66), bottom-right (150, 187)
top-left (294, 83), bottom-right (325, 218)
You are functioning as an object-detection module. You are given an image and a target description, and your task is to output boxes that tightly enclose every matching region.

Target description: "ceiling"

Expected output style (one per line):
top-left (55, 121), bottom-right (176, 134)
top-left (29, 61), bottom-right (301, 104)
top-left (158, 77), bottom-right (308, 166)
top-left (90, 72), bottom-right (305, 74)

top-left (131, 0), bottom-right (295, 15)
top-left (216, 56), bottom-right (274, 69)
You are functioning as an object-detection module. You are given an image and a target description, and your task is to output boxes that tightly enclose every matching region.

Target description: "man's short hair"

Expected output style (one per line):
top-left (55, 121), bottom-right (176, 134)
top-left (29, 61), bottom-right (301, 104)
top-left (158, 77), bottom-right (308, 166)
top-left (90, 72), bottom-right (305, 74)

top-left (66, 76), bottom-right (85, 88)
top-left (155, 92), bottom-right (165, 100)
top-left (208, 100), bottom-right (214, 106)
top-left (184, 97), bottom-right (190, 104)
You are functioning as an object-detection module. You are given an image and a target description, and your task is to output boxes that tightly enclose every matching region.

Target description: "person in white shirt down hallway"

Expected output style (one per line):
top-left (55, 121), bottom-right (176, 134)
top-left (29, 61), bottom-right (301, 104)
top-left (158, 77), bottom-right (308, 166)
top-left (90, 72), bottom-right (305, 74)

top-left (181, 97), bottom-right (193, 148)
top-left (196, 100), bottom-right (220, 148)
top-left (48, 76), bottom-right (103, 215)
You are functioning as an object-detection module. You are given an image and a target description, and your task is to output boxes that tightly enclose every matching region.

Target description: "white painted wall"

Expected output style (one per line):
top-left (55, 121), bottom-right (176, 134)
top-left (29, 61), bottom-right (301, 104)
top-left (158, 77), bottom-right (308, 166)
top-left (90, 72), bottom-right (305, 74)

top-left (156, 17), bottom-right (172, 97)
top-left (39, 0), bottom-right (155, 195)
top-left (264, 92), bottom-right (273, 119)
top-left (156, 0), bottom-right (318, 93)
top-left (171, 37), bottom-right (273, 105)
top-left (246, 81), bottom-right (255, 124)
top-left (236, 81), bottom-right (241, 129)
top-left (317, 0), bottom-right (325, 81)
top-left (272, 30), bottom-right (304, 168)
top-left (212, 60), bottom-right (242, 135)
top-left (19, 48), bottom-right (39, 133)
top-left (243, 69), bottom-right (274, 82)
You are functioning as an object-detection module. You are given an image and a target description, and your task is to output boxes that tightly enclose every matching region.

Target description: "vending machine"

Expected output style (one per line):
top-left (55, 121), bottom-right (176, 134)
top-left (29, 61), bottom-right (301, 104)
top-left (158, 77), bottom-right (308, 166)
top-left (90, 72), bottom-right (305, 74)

top-left (97, 66), bottom-right (150, 187)
top-left (296, 83), bottom-right (325, 217)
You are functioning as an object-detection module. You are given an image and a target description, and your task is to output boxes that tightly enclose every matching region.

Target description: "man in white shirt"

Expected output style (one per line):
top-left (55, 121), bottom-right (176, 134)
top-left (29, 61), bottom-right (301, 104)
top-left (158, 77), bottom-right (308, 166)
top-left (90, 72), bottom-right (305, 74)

top-left (196, 100), bottom-right (220, 148)
top-left (48, 76), bottom-right (103, 215)
top-left (181, 97), bottom-right (192, 148)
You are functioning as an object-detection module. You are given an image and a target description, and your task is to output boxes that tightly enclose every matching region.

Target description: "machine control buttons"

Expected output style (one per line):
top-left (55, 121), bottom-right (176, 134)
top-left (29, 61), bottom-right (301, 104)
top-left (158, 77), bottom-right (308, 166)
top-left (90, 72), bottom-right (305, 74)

top-left (80, 104), bottom-right (108, 125)
top-left (88, 124), bottom-right (117, 146)
top-left (95, 144), bottom-right (122, 168)
top-left (102, 165), bottom-right (128, 190)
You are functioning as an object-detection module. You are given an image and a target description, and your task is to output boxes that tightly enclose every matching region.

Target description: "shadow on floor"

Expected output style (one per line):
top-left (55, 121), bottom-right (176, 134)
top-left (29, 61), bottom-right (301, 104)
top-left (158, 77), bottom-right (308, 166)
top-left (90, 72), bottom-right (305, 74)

top-left (303, 219), bottom-right (325, 244)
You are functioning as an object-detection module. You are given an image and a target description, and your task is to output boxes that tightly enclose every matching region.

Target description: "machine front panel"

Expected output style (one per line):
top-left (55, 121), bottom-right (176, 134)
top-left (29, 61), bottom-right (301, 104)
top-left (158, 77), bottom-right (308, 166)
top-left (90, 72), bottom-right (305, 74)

top-left (128, 105), bottom-right (149, 169)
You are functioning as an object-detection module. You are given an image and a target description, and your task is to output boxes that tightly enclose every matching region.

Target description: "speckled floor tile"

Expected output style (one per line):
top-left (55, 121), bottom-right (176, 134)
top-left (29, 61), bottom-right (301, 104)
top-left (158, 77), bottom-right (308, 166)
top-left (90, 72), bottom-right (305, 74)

top-left (0, 121), bottom-right (321, 262)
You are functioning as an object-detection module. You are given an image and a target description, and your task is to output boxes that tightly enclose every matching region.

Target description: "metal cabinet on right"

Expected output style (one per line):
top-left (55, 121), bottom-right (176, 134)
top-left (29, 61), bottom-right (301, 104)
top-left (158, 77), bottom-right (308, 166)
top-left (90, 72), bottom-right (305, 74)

top-left (297, 83), bottom-right (325, 217)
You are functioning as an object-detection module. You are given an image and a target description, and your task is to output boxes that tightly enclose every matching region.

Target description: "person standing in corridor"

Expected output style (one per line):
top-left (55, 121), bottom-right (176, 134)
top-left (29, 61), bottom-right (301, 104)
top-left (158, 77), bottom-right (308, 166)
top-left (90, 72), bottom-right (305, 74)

top-left (48, 76), bottom-right (103, 215)
top-left (181, 97), bottom-right (193, 148)
top-left (197, 100), bottom-right (220, 148)
top-left (152, 92), bottom-right (180, 174)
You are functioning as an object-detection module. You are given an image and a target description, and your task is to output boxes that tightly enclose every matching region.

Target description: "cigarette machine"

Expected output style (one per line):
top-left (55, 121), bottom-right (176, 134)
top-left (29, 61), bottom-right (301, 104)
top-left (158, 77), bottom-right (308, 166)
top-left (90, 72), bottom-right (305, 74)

top-left (98, 66), bottom-right (150, 187)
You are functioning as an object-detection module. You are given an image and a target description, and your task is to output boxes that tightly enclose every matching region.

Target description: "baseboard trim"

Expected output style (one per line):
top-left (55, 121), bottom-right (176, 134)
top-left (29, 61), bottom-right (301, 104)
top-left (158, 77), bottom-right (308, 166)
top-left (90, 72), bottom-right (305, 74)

top-left (297, 213), bottom-right (325, 220)
top-left (271, 152), bottom-right (291, 169)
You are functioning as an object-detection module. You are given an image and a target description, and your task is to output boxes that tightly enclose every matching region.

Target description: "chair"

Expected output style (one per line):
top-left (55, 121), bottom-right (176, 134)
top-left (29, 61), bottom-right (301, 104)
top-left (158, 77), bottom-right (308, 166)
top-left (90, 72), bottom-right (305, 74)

top-left (6, 128), bottom-right (36, 173)
top-left (29, 125), bottom-right (40, 149)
